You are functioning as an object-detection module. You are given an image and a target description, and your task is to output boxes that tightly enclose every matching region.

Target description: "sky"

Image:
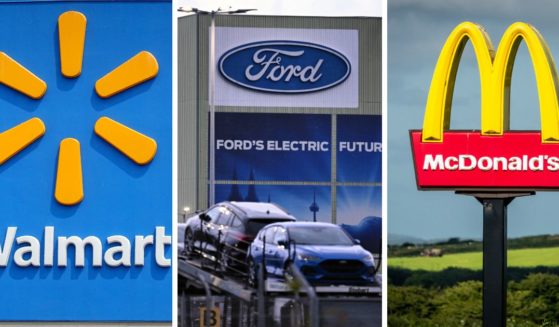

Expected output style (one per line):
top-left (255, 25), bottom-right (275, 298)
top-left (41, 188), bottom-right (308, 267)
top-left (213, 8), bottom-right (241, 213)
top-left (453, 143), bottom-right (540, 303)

top-left (389, 0), bottom-right (559, 240)
top-left (176, 0), bottom-right (381, 17)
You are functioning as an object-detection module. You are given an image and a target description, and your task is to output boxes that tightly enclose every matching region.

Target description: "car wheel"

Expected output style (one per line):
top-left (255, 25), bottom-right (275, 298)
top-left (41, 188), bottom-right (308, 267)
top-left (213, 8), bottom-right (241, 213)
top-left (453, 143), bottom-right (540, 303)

top-left (248, 258), bottom-right (258, 288)
top-left (184, 228), bottom-right (195, 258)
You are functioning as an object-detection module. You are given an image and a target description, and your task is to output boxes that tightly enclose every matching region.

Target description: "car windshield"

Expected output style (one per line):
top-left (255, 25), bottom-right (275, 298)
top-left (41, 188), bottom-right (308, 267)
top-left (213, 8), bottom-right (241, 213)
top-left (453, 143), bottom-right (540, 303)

top-left (246, 219), bottom-right (293, 237)
top-left (288, 226), bottom-right (354, 245)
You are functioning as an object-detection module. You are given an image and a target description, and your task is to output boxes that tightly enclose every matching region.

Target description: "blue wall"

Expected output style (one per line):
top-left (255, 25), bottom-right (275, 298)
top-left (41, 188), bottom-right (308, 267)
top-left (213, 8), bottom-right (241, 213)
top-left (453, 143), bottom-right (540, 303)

top-left (216, 113), bottom-right (331, 182)
top-left (0, 1), bottom-right (171, 321)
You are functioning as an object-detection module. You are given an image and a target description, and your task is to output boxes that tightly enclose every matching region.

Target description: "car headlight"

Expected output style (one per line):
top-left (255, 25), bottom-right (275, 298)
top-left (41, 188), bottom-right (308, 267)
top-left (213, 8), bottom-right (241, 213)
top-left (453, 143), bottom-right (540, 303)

top-left (296, 253), bottom-right (321, 262)
top-left (362, 253), bottom-right (375, 263)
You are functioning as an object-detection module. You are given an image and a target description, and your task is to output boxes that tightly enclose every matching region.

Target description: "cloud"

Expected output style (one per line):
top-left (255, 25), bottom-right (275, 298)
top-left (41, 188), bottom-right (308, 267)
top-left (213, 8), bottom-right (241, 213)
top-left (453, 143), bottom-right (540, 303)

top-left (389, 0), bottom-right (559, 25)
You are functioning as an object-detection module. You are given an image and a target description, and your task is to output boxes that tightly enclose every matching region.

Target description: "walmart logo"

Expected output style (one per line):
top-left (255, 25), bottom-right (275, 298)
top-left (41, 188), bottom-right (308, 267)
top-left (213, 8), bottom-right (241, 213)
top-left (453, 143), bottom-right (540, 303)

top-left (0, 11), bottom-right (158, 206)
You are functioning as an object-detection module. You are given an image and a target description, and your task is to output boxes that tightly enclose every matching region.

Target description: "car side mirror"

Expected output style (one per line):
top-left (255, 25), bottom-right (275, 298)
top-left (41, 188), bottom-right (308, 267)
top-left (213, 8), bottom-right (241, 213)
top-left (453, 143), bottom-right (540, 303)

top-left (200, 213), bottom-right (211, 222)
top-left (278, 240), bottom-right (290, 247)
top-left (354, 239), bottom-right (361, 245)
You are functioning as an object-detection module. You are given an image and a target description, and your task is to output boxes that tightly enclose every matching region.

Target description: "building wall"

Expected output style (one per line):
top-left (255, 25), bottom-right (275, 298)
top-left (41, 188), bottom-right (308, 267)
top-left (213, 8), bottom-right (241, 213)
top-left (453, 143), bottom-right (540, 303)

top-left (178, 15), bottom-right (200, 219)
top-left (178, 15), bottom-right (382, 222)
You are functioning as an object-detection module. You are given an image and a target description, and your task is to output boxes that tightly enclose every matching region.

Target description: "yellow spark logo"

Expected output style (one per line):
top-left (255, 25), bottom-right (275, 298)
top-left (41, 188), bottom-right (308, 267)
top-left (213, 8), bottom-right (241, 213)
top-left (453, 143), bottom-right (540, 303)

top-left (0, 11), bottom-right (158, 206)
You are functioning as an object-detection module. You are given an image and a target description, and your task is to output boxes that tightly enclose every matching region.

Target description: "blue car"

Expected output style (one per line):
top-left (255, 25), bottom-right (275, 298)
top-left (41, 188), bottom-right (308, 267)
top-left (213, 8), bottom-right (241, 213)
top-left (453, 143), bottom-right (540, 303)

top-left (247, 222), bottom-right (377, 286)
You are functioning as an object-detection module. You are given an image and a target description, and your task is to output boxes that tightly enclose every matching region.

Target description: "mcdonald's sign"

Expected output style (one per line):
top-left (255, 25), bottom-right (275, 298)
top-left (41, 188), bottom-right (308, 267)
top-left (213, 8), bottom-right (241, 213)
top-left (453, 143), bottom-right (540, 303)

top-left (411, 22), bottom-right (559, 190)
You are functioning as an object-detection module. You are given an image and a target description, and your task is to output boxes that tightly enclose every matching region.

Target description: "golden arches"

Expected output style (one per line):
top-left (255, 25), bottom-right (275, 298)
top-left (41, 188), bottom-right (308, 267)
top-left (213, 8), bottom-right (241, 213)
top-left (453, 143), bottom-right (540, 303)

top-left (422, 22), bottom-right (559, 143)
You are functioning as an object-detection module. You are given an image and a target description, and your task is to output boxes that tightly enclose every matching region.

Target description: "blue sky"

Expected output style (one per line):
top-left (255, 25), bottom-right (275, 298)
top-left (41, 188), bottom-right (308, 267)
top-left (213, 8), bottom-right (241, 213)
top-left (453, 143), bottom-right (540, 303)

top-left (389, 0), bottom-right (559, 240)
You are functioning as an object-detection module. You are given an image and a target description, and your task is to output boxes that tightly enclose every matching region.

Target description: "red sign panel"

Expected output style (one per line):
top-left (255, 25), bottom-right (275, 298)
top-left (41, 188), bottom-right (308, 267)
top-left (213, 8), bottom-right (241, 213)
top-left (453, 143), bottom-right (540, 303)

top-left (410, 131), bottom-right (559, 190)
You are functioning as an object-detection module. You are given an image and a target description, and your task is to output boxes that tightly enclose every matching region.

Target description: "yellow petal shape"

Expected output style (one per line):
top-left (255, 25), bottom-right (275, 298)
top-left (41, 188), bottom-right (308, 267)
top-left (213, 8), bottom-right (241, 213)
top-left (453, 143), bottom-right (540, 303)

top-left (55, 138), bottom-right (84, 206)
top-left (59, 11), bottom-right (87, 78)
top-left (0, 52), bottom-right (46, 99)
top-left (94, 116), bottom-right (157, 165)
top-left (95, 51), bottom-right (158, 98)
top-left (0, 117), bottom-right (45, 165)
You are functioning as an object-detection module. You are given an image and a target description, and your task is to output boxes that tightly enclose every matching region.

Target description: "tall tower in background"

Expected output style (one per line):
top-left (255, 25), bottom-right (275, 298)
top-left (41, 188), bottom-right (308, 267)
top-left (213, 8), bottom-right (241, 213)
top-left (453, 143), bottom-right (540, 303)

top-left (309, 190), bottom-right (319, 222)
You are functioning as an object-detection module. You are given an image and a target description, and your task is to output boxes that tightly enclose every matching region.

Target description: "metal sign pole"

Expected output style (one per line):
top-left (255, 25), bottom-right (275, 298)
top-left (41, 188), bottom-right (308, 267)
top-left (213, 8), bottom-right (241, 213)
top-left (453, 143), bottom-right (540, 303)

top-left (208, 12), bottom-right (216, 206)
top-left (458, 192), bottom-right (533, 327)
top-left (480, 197), bottom-right (508, 327)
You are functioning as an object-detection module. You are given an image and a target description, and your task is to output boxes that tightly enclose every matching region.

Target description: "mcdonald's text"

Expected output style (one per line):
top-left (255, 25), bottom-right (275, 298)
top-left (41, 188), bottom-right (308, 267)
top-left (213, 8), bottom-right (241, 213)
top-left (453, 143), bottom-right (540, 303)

top-left (423, 154), bottom-right (559, 171)
top-left (411, 131), bottom-right (559, 189)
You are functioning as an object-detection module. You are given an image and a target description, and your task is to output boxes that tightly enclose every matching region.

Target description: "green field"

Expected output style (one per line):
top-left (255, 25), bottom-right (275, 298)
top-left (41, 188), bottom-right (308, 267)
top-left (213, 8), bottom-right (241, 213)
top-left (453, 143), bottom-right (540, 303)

top-left (389, 247), bottom-right (559, 271)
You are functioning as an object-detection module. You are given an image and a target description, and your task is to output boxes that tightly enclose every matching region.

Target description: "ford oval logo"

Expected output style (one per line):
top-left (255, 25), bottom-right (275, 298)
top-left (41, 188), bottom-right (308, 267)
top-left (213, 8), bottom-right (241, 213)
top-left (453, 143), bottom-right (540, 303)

top-left (218, 41), bottom-right (351, 94)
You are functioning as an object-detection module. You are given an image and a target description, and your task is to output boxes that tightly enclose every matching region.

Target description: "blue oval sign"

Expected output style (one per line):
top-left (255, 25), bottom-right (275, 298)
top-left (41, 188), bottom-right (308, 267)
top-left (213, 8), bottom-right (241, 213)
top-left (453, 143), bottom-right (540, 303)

top-left (218, 41), bottom-right (351, 94)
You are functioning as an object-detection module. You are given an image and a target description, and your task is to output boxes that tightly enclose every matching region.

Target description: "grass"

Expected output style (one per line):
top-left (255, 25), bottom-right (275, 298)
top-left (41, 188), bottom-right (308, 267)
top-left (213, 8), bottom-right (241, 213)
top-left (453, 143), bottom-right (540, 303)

top-left (389, 247), bottom-right (559, 271)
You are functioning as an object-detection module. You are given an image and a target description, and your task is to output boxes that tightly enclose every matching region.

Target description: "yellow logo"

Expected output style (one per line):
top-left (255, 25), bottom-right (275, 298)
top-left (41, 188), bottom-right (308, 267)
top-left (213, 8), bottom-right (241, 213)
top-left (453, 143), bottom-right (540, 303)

top-left (422, 22), bottom-right (559, 143)
top-left (0, 11), bottom-right (158, 206)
